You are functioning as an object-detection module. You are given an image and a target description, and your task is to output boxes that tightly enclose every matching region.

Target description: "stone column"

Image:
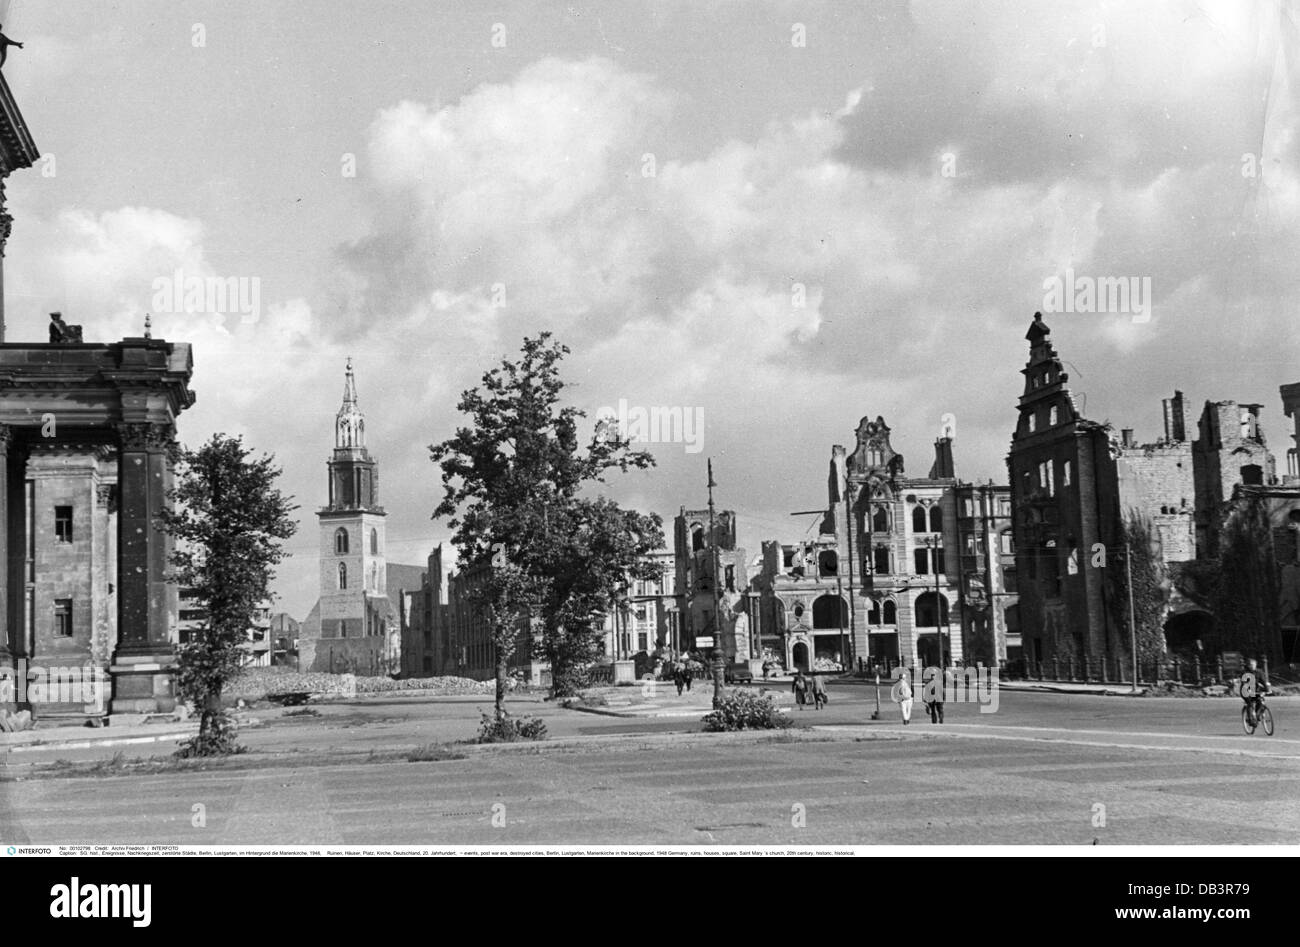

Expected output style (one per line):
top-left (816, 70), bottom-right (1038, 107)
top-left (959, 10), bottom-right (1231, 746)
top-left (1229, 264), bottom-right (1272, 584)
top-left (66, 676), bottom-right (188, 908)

top-left (109, 421), bottom-right (177, 714)
top-left (0, 181), bottom-right (12, 343)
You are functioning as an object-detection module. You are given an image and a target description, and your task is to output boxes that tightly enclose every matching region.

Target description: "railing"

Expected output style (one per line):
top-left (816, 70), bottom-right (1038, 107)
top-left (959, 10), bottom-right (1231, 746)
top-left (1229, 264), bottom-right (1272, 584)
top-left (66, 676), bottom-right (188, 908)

top-left (1014, 653), bottom-right (1265, 688)
top-left (586, 665), bottom-right (615, 686)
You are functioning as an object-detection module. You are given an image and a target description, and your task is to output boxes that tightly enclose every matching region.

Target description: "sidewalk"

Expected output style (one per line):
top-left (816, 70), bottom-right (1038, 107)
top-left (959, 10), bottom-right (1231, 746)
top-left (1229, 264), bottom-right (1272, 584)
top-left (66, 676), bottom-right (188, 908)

top-left (997, 679), bottom-right (1143, 696)
top-left (566, 683), bottom-right (795, 718)
top-left (1, 718), bottom-right (199, 754)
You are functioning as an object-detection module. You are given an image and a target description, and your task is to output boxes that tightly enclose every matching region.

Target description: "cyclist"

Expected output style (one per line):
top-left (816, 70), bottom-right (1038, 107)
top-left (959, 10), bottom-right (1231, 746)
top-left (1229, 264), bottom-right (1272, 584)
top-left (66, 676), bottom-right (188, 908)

top-left (1240, 658), bottom-right (1270, 726)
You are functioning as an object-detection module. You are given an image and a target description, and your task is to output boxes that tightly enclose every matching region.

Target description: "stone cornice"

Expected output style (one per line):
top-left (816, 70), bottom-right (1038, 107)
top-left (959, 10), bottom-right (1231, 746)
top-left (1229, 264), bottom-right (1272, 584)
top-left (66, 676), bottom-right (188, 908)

top-left (0, 71), bottom-right (39, 178)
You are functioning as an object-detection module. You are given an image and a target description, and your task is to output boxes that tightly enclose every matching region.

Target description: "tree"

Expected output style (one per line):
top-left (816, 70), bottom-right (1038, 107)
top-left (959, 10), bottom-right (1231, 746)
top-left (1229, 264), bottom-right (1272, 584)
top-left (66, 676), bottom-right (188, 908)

top-left (1213, 494), bottom-right (1283, 662)
top-left (430, 334), bottom-right (664, 707)
top-left (1108, 511), bottom-right (1170, 670)
top-left (162, 435), bottom-right (297, 756)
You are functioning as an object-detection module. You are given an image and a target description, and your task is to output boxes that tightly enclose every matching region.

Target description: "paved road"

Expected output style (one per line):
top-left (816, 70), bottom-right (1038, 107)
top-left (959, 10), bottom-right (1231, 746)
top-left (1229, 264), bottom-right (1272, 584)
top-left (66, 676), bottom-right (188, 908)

top-left (3, 688), bottom-right (1298, 845)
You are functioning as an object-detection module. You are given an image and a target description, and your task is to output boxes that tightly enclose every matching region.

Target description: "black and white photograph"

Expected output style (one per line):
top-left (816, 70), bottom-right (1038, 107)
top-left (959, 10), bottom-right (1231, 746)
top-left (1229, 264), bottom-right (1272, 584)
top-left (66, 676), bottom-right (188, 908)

top-left (0, 0), bottom-right (1294, 910)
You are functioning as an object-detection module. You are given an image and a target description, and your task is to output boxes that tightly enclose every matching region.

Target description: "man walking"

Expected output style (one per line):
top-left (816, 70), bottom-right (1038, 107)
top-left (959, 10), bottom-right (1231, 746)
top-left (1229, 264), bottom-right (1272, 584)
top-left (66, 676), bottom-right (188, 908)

top-left (810, 672), bottom-right (828, 710)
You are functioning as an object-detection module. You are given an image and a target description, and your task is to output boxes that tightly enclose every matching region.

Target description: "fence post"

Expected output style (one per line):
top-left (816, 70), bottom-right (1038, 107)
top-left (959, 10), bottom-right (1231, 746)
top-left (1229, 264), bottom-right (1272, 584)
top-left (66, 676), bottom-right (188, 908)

top-left (1173, 655), bottom-right (1181, 684)
top-left (1052, 656), bottom-right (1060, 681)
top-left (1216, 654), bottom-right (1224, 684)
top-left (1068, 655), bottom-right (1075, 682)
top-left (1263, 655), bottom-right (1270, 681)
top-left (1102, 655), bottom-right (1109, 684)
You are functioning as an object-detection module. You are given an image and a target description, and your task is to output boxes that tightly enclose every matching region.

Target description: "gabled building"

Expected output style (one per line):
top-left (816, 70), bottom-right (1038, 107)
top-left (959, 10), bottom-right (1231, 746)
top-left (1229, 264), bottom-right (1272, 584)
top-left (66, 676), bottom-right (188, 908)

top-left (1007, 313), bottom-right (1124, 669)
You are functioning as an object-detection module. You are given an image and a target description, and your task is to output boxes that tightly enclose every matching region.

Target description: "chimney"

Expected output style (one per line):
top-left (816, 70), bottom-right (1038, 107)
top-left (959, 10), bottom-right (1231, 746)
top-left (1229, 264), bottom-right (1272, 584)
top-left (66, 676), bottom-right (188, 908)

top-left (1121, 429), bottom-right (1135, 448)
top-left (929, 437), bottom-right (955, 479)
top-left (1162, 390), bottom-right (1187, 443)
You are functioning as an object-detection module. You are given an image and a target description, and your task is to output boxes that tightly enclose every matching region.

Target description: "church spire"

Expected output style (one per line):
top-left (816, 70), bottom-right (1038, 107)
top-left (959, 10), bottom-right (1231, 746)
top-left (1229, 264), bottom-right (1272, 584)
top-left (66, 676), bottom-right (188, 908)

top-left (335, 357), bottom-right (365, 449)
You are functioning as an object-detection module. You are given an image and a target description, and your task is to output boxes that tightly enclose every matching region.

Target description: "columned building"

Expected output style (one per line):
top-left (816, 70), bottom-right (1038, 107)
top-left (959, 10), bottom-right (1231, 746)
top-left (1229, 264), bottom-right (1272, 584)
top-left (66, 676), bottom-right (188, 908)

top-left (0, 71), bottom-right (199, 719)
top-left (0, 340), bottom-right (196, 717)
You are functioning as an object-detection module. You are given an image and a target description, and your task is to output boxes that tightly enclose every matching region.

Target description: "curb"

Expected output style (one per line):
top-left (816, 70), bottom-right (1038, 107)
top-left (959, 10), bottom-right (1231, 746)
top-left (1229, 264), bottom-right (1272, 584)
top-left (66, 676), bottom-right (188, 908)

top-left (3, 728), bottom-right (197, 754)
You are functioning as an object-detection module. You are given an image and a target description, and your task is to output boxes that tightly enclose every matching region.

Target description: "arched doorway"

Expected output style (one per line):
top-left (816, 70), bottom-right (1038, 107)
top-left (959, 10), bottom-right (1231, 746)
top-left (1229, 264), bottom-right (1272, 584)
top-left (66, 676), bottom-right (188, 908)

top-left (791, 641), bottom-right (810, 672)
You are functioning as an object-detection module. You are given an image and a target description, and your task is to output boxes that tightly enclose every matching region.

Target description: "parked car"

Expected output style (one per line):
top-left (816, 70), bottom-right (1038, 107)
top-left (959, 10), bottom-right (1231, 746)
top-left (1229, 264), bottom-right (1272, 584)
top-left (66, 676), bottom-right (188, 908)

top-left (724, 664), bottom-right (753, 685)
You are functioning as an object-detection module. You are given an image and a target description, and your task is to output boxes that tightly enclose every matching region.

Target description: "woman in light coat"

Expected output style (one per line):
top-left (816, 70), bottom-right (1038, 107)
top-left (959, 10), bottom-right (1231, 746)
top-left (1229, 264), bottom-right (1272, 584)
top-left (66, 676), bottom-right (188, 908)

top-left (895, 668), bottom-right (914, 725)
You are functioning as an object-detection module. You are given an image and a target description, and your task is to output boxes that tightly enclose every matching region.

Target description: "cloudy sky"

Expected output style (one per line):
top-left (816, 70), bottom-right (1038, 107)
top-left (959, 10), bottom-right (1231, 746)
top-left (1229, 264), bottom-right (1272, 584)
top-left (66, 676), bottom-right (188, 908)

top-left (3, 1), bottom-right (1297, 618)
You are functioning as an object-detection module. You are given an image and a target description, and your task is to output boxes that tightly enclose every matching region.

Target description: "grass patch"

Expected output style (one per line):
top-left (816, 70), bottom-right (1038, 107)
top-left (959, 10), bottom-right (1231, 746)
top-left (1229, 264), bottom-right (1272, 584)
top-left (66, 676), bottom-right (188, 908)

top-left (282, 707), bottom-right (322, 718)
top-left (406, 744), bottom-right (468, 763)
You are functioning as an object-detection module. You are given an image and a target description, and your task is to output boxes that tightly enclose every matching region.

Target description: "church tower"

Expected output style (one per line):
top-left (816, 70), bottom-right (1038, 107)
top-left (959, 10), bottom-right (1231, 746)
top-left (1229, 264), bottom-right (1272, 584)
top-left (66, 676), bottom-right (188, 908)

top-left (317, 359), bottom-right (387, 638)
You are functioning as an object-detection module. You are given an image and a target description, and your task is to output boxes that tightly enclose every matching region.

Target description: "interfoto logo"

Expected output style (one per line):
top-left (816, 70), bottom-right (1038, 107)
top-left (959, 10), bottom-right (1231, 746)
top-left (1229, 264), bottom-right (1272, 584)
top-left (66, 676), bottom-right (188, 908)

top-left (151, 267), bottom-right (261, 323)
top-left (50, 878), bottom-right (152, 927)
top-left (594, 399), bottom-right (704, 454)
top-left (1042, 268), bottom-right (1152, 324)
top-left (890, 665), bottom-right (1000, 713)
top-left (0, 660), bottom-right (106, 712)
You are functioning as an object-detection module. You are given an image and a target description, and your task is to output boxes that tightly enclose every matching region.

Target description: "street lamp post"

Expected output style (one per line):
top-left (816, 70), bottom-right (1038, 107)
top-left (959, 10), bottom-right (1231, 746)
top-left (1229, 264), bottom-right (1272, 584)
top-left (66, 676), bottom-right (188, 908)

top-left (1126, 540), bottom-right (1138, 694)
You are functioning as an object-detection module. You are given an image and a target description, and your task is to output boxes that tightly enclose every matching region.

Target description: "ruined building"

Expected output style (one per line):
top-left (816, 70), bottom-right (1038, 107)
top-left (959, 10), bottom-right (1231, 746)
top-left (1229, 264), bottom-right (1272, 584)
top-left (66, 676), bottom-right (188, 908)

top-left (754, 416), bottom-right (1018, 671)
top-left (673, 508), bottom-right (749, 659)
top-left (1006, 313), bottom-right (1124, 668)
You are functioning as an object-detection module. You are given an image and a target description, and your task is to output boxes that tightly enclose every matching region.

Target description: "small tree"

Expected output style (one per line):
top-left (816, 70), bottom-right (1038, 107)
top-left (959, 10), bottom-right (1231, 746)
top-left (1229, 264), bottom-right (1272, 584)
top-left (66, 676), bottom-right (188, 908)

top-left (1109, 512), bottom-right (1170, 670)
top-left (430, 334), bottom-right (663, 705)
top-left (163, 435), bottom-right (297, 756)
top-left (468, 560), bottom-right (547, 719)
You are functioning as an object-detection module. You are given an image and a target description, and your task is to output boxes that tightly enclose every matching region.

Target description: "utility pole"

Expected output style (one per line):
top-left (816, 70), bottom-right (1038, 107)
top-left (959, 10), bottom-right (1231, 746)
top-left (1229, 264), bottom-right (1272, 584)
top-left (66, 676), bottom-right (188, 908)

top-left (707, 459), bottom-right (725, 707)
top-left (844, 484), bottom-right (856, 673)
top-left (707, 458), bottom-right (721, 645)
top-left (1126, 541), bottom-right (1138, 693)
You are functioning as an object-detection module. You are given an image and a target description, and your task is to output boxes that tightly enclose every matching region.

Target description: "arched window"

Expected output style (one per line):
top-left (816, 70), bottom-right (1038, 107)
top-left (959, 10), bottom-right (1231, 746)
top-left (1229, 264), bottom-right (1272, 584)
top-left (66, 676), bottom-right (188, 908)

top-left (873, 546), bottom-right (890, 575)
top-left (912, 505), bottom-right (927, 533)
top-left (883, 600), bottom-right (897, 625)
top-left (872, 505), bottom-right (889, 533)
top-left (818, 550), bottom-right (838, 576)
top-left (691, 525), bottom-right (705, 552)
top-left (370, 528), bottom-right (379, 555)
top-left (929, 505), bottom-right (942, 533)
top-left (915, 592), bottom-right (949, 627)
top-left (867, 600), bottom-right (881, 624)
top-left (812, 595), bottom-right (848, 629)
top-left (334, 527), bottom-right (349, 554)
top-left (338, 562), bottom-right (348, 590)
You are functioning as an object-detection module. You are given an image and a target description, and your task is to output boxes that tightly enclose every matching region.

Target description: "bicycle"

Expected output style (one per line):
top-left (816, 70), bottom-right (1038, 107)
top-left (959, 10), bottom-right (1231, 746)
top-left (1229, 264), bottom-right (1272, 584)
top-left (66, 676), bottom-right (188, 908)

top-left (1241, 692), bottom-right (1274, 736)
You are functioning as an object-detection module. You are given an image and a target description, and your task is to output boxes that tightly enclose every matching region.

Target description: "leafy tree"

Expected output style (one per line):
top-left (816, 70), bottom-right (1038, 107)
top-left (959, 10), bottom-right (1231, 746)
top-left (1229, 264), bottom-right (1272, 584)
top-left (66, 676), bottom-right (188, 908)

top-left (162, 435), bottom-right (297, 756)
top-left (1213, 495), bottom-right (1283, 662)
top-left (430, 334), bottom-right (664, 704)
top-left (1108, 511), bottom-right (1170, 669)
top-left (534, 495), bottom-right (663, 695)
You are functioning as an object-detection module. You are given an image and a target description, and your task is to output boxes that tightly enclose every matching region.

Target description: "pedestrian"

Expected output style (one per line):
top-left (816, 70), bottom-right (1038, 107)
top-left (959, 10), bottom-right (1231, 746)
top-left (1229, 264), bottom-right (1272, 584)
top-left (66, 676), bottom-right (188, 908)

top-left (682, 659), bottom-right (693, 692)
top-left (811, 672), bottom-right (828, 710)
top-left (896, 668), bottom-right (913, 725)
top-left (925, 666), bottom-right (945, 724)
top-left (672, 663), bottom-right (685, 696)
top-left (792, 669), bottom-right (809, 710)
